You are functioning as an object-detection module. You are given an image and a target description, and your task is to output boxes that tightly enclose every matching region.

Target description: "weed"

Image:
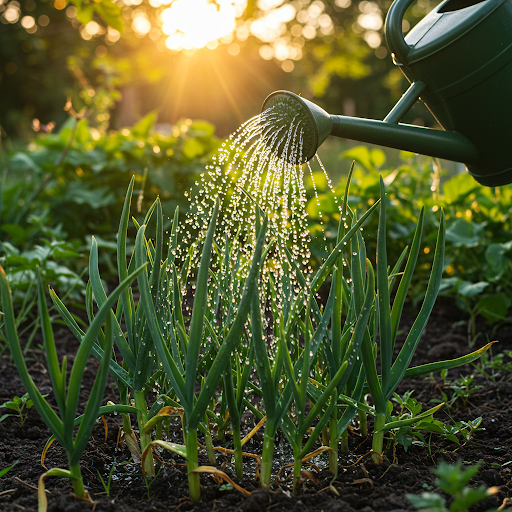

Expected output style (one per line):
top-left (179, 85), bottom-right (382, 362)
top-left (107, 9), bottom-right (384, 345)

top-left (97, 458), bottom-right (117, 497)
top-left (407, 459), bottom-right (498, 512)
top-left (0, 392), bottom-right (44, 426)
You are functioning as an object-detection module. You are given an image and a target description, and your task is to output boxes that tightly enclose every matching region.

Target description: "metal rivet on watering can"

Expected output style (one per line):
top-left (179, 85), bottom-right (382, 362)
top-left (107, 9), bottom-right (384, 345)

top-left (262, 0), bottom-right (512, 187)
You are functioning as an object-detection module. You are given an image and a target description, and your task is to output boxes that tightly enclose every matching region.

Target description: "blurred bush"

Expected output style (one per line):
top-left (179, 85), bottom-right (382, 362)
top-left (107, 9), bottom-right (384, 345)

top-left (1, 111), bottom-right (219, 274)
top-left (307, 146), bottom-right (512, 336)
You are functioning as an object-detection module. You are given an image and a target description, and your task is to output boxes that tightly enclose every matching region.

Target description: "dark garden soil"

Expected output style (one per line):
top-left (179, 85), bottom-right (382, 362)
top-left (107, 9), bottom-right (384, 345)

top-left (1, 300), bottom-right (512, 512)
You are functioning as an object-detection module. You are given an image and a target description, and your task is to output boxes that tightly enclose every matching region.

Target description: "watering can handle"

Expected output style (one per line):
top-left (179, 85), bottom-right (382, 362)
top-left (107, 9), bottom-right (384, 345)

top-left (385, 0), bottom-right (416, 64)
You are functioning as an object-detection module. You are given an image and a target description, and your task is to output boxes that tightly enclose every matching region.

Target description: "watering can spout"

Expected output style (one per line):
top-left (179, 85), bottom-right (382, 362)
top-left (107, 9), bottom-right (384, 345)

top-left (261, 89), bottom-right (479, 168)
top-left (329, 114), bottom-right (480, 165)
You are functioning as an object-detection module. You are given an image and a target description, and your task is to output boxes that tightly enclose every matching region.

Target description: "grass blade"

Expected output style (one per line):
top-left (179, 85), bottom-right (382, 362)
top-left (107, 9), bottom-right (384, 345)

top-left (0, 266), bottom-right (67, 447)
top-left (251, 291), bottom-right (276, 421)
top-left (135, 225), bottom-right (188, 411)
top-left (117, 177), bottom-right (135, 348)
top-left (377, 176), bottom-right (393, 395)
top-left (188, 215), bottom-right (267, 429)
top-left (89, 237), bottom-right (136, 372)
top-left (36, 270), bottom-right (65, 418)
top-left (403, 341), bottom-right (497, 379)
top-left (71, 313), bottom-right (114, 465)
top-left (390, 207), bottom-right (424, 350)
top-left (48, 288), bottom-right (132, 388)
top-left (387, 210), bottom-right (446, 400)
top-left (64, 263), bottom-right (148, 436)
top-left (185, 200), bottom-right (220, 405)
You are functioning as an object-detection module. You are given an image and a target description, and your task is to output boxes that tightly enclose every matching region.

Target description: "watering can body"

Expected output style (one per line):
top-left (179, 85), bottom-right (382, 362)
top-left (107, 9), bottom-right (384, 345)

top-left (262, 0), bottom-right (512, 186)
top-left (387, 0), bottom-right (512, 186)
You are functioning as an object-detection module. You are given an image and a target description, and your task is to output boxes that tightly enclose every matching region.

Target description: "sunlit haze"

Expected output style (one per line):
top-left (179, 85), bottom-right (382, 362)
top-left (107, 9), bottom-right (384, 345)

top-left (161, 0), bottom-right (247, 51)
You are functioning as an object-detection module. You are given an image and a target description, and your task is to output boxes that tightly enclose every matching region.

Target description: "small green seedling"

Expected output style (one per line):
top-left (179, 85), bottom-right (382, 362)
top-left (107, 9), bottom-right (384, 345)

top-left (0, 392), bottom-right (45, 426)
top-left (473, 349), bottom-right (512, 382)
top-left (431, 374), bottom-right (483, 411)
top-left (407, 459), bottom-right (498, 512)
top-left (97, 458), bottom-right (116, 497)
top-left (448, 375), bottom-right (483, 409)
top-left (0, 459), bottom-right (19, 490)
top-left (491, 460), bottom-right (512, 469)
top-left (412, 415), bottom-right (483, 451)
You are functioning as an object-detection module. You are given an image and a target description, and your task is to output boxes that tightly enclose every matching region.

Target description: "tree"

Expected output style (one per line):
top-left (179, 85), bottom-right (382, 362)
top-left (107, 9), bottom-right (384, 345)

top-left (0, 0), bottom-right (436, 139)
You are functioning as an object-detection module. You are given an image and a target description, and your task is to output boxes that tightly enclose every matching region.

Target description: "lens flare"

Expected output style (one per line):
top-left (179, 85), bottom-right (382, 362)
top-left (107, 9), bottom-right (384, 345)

top-left (161, 0), bottom-right (245, 51)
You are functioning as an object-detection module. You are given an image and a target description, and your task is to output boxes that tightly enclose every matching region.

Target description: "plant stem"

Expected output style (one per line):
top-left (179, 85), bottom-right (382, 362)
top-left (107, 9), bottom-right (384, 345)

top-left (260, 428), bottom-right (275, 488)
top-left (292, 449), bottom-right (302, 495)
top-left (134, 390), bottom-right (155, 477)
top-left (203, 413), bottom-right (216, 465)
top-left (322, 424), bottom-right (328, 447)
top-left (185, 428), bottom-right (201, 503)
top-left (358, 410), bottom-right (368, 437)
top-left (68, 463), bottom-right (86, 498)
top-left (340, 427), bottom-right (349, 454)
top-left (155, 419), bottom-right (162, 441)
top-left (233, 428), bottom-right (243, 479)
top-left (371, 413), bottom-right (386, 464)
top-left (329, 415), bottom-right (339, 475)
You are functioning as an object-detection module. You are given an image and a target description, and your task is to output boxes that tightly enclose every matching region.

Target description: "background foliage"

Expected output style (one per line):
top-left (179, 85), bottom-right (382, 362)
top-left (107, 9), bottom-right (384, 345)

top-left (1, 0), bottom-right (437, 139)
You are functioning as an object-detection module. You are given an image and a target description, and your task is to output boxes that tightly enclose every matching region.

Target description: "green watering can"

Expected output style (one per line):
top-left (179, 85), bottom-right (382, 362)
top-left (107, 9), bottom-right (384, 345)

top-left (262, 0), bottom-right (512, 186)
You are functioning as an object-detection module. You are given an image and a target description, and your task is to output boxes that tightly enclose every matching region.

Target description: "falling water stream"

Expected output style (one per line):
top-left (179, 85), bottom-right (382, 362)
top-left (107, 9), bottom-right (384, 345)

top-left (181, 102), bottom-right (340, 299)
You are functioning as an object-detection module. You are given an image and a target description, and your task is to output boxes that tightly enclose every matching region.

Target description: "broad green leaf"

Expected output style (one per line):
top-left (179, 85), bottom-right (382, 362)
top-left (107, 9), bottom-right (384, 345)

top-left (445, 219), bottom-right (483, 248)
top-left (476, 294), bottom-right (511, 324)
top-left (485, 242), bottom-right (512, 277)
top-left (9, 153), bottom-right (42, 173)
top-left (341, 146), bottom-right (383, 172)
top-left (183, 138), bottom-right (205, 159)
top-left (131, 111), bottom-right (157, 139)
top-left (457, 281), bottom-right (488, 298)
top-left (95, 0), bottom-right (123, 32)
top-left (442, 173), bottom-right (479, 203)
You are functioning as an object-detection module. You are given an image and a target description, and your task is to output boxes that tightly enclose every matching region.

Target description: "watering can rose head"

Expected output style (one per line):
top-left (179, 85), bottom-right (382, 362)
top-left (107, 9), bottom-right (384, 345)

top-left (262, 0), bottom-right (512, 187)
top-left (261, 91), bottom-right (332, 165)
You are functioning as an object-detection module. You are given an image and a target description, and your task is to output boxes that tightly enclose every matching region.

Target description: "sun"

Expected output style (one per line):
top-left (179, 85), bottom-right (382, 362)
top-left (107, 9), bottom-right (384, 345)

top-left (160, 0), bottom-right (247, 52)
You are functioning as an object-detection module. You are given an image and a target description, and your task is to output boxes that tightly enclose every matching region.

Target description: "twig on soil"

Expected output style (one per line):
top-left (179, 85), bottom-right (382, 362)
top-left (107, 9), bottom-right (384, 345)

top-left (498, 497), bottom-right (512, 510)
top-left (0, 489), bottom-right (16, 496)
top-left (341, 451), bottom-right (372, 468)
top-left (14, 476), bottom-right (47, 493)
top-left (171, 496), bottom-right (193, 512)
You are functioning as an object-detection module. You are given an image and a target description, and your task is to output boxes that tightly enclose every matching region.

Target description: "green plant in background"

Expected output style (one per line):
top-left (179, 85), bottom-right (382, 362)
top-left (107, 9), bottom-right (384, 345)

top-left (473, 348), bottom-right (512, 382)
top-left (5, 111), bottom-right (218, 251)
top-left (0, 392), bottom-right (41, 427)
top-left (0, 234), bottom-right (85, 355)
top-left (307, 147), bottom-right (512, 336)
top-left (407, 459), bottom-right (498, 512)
top-left (435, 374), bottom-right (483, 410)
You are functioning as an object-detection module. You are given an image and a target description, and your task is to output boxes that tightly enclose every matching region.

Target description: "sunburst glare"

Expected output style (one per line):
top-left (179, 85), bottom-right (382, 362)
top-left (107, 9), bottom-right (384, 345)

top-left (161, 0), bottom-right (247, 52)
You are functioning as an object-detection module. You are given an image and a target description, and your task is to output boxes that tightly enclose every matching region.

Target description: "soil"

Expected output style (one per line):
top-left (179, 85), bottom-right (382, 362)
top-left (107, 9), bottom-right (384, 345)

top-left (1, 300), bottom-right (512, 512)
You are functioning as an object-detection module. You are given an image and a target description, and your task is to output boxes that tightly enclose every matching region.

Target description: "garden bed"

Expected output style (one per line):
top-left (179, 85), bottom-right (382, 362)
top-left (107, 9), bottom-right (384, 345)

top-left (1, 301), bottom-right (511, 512)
